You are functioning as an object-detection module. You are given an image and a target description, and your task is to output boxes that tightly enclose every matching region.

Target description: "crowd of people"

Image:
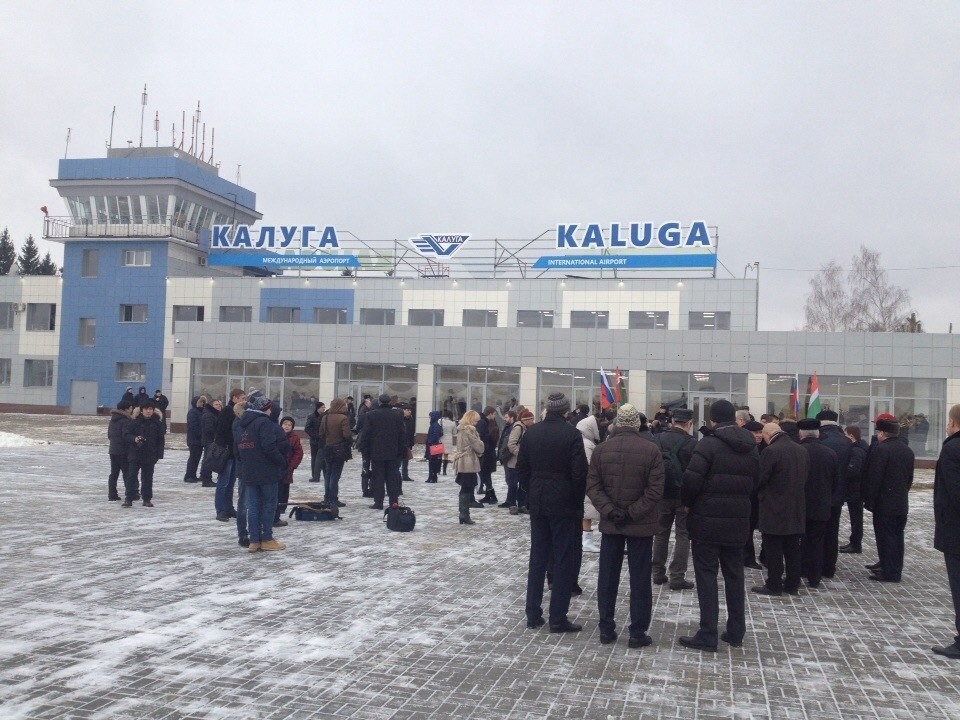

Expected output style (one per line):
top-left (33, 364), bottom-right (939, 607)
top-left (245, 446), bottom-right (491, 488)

top-left (104, 386), bottom-right (960, 658)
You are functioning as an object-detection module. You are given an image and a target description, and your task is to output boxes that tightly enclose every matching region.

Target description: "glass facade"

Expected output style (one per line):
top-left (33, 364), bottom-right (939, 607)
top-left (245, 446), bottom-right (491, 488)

top-left (766, 375), bottom-right (945, 458)
top-left (191, 359), bottom-right (323, 426)
top-left (646, 371), bottom-right (747, 429)
top-left (537, 368), bottom-right (626, 415)
top-left (434, 365), bottom-right (520, 419)
top-left (335, 363), bottom-right (418, 408)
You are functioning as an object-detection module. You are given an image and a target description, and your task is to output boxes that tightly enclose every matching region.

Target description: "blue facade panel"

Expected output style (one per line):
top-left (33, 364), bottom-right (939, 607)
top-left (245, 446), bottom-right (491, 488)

top-left (57, 242), bottom-right (169, 407)
top-left (259, 288), bottom-right (355, 323)
top-left (57, 157), bottom-right (256, 210)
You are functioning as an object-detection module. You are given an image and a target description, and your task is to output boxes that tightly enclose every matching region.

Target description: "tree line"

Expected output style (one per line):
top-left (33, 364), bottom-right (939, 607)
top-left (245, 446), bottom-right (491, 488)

top-left (0, 227), bottom-right (59, 276)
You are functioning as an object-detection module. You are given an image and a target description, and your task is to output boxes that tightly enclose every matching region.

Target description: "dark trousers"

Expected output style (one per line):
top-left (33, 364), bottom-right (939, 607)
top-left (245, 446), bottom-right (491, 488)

top-left (743, 494), bottom-right (759, 564)
top-left (185, 444), bottom-right (203, 480)
top-left (802, 519), bottom-right (828, 586)
top-left (128, 459), bottom-right (155, 501)
top-left (874, 512), bottom-right (907, 580)
top-left (690, 541), bottom-right (746, 646)
top-left (400, 455), bottom-right (410, 480)
top-left (847, 498), bottom-right (864, 547)
top-left (597, 534), bottom-right (653, 637)
top-left (108, 453), bottom-right (128, 499)
top-left (761, 533), bottom-right (802, 592)
top-left (823, 505), bottom-right (843, 576)
top-left (526, 515), bottom-right (579, 627)
top-left (370, 460), bottom-right (400, 507)
top-left (944, 553), bottom-right (960, 646)
top-left (199, 442), bottom-right (214, 481)
top-left (478, 469), bottom-right (493, 493)
top-left (360, 452), bottom-right (371, 496)
top-left (427, 455), bottom-right (442, 481)
top-left (309, 441), bottom-right (320, 481)
top-left (275, 483), bottom-right (290, 522)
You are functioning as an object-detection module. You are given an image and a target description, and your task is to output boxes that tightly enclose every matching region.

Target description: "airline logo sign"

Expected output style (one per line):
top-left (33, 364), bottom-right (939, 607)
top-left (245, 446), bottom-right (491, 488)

top-left (533, 221), bottom-right (717, 270)
top-left (408, 234), bottom-right (470, 258)
top-left (207, 224), bottom-right (360, 268)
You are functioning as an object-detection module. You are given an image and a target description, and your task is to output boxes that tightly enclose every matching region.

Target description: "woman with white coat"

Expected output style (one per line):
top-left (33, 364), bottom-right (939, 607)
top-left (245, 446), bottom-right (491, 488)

top-left (577, 413), bottom-right (603, 553)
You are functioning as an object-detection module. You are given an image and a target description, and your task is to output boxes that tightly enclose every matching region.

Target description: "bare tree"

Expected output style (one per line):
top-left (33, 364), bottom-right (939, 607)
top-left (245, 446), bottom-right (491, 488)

top-left (803, 245), bottom-right (911, 332)
top-left (804, 260), bottom-right (851, 331)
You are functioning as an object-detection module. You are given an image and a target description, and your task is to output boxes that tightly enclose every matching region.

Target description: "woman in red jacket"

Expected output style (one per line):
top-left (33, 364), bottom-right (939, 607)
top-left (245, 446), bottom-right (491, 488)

top-left (275, 416), bottom-right (304, 527)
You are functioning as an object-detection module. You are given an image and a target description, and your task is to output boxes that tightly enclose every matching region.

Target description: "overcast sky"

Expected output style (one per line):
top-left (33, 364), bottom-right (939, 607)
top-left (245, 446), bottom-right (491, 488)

top-left (2, 1), bottom-right (957, 332)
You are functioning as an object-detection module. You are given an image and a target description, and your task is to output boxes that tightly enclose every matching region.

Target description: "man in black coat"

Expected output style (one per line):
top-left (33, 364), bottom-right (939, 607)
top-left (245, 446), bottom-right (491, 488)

top-left (122, 400), bottom-right (165, 507)
top-left (864, 418), bottom-right (915, 582)
top-left (517, 392), bottom-right (589, 634)
top-left (752, 424), bottom-right (808, 596)
top-left (399, 403), bottom-right (416, 482)
top-left (678, 399), bottom-right (759, 652)
top-left (798, 419), bottom-right (838, 588)
top-left (475, 406), bottom-right (498, 503)
top-left (840, 425), bottom-right (869, 553)
top-left (358, 394), bottom-right (405, 510)
top-left (107, 400), bottom-right (134, 501)
top-left (214, 388), bottom-right (245, 524)
top-left (933, 404), bottom-right (960, 659)
top-left (816, 410), bottom-right (852, 577)
top-left (652, 408), bottom-right (698, 590)
top-left (304, 402), bottom-right (326, 483)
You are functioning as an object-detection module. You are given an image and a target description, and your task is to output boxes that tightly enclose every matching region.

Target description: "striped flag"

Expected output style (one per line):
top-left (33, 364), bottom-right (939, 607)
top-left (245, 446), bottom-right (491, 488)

top-left (614, 367), bottom-right (623, 403)
top-left (599, 368), bottom-right (616, 409)
top-left (789, 375), bottom-right (800, 418)
top-left (806, 372), bottom-right (822, 419)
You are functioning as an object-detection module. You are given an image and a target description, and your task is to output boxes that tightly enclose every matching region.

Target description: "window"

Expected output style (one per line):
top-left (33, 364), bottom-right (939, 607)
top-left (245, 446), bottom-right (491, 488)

top-left (629, 311), bottom-right (669, 329)
top-left (219, 305), bottom-right (252, 322)
top-left (26, 303), bottom-right (56, 331)
top-left (23, 359), bottom-right (53, 387)
top-left (463, 309), bottom-right (498, 327)
top-left (689, 311), bottom-right (731, 330)
top-left (0, 358), bottom-right (10, 385)
top-left (570, 310), bottom-right (608, 329)
top-left (517, 310), bottom-right (554, 328)
top-left (266, 306), bottom-right (301, 323)
top-left (359, 308), bottom-right (396, 325)
top-left (81, 249), bottom-right (99, 277)
top-left (146, 195), bottom-right (163, 224)
top-left (120, 304), bottom-right (148, 323)
top-left (408, 309), bottom-right (444, 326)
top-left (116, 362), bottom-right (147, 382)
top-left (0, 302), bottom-right (13, 330)
top-left (313, 307), bottom-right (348, 325)
top-left (173, 305), bottom-right (204, 333)
top-left (78, 318), bottom-right (96, 347)
top-left (122, 250), bottom-right (151, 267)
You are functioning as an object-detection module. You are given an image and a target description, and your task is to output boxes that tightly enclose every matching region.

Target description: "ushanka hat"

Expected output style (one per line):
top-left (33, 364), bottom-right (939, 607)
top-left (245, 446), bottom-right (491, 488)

top-left (545, 392), bottom-right (569, 413)
top-left (672, 408), bottom-right (693, 423)
top-left (876, 418), bottom-right (900, 435)
top-left (797, 418), bottom-right (821, 430)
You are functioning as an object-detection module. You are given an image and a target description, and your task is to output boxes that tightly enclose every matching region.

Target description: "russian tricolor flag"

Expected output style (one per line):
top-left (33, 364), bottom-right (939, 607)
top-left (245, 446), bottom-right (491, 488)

top-left (599, 368), bottom-right (616, 409)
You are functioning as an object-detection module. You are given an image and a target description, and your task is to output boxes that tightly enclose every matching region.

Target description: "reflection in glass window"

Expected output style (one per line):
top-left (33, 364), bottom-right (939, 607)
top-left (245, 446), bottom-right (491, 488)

top-left (434, 365), bottom-right (520, 420)
top-left (689, 311), bottom-right (730, 330)
top-left (24, 359), bottom-right (54, 387)
top-left (0, 303), bottom-right (13, 330)
top-left (0, 358), bottom-right (10, 385)
top-left (570, 311), bottom-right (608, 329)
top-left (463, 309), bottom-right (498, 327)
top-left (359, 308), bottom-right (395, 325)
top-left (26, 303), bottom-right (56, 331)
top-left (122, 250), bottom-right (151, 267)
top-left (119, 304), bottom-right (148, 323)
top-left (81, 249), bottom-right (99, 277)
top-left (219, 306), bottom-right (252, 322)
top-left (266, 307), bottom-right (300, 323)
top-left (629, 311), bottom-right (668, 329)
top-left (78, 318), bottom-right (95, 347)
top-left (116, 362), bottom-right (146, 382)
top-left (517, 310), bottom-right (554, 328)
top-left (409, 309), bottom-right (444, 326)
top-left (538, 367), bottom-right (617, 414)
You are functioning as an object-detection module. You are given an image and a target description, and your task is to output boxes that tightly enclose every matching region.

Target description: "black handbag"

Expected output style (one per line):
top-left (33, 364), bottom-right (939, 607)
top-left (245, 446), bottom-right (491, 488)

top-left (324, 439), bottom-right (353, 462)
top-left (201, 442), bottom-right (230, 475)
top-left (384, 504), bottom-right (416, 532)
top-left (288, 501), bottom-right (339, 521)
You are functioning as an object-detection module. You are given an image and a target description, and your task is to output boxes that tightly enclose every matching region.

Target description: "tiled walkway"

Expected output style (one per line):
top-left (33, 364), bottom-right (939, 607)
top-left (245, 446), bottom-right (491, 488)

top-left (0, 416), bottom-right (956, 719)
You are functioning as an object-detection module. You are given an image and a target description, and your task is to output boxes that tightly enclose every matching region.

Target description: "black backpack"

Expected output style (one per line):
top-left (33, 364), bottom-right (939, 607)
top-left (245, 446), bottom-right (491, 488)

top-left (655, 435), bottom-right (685, 495)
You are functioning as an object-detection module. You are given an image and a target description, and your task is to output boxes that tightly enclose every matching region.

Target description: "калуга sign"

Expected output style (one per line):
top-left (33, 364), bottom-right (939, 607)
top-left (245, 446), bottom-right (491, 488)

top-left (206, 225), bottom-right (360, 268)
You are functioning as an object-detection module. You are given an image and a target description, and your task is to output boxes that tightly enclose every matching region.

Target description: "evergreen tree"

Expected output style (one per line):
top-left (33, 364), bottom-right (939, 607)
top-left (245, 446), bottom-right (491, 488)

top-left (37, 252), bottom-right (59, 276)
top-left (0, 227), bottom-right (16, 275)
top-left (16, 234), bottom-right (42, 275)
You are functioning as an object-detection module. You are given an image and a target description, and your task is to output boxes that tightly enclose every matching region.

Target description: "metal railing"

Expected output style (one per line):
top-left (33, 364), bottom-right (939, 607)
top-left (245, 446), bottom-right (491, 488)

top-left (43, 216), bottom-right (199, 244)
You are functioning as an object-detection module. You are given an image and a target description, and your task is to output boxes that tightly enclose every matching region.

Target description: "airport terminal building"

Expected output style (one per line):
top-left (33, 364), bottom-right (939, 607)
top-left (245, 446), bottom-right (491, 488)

top-left (0, 146), bottom-right (957, 459)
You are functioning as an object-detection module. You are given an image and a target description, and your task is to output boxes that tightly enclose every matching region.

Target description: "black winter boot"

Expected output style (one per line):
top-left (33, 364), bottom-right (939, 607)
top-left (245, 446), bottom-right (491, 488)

top-left (459, 494), bottom-right (475, 525)
top-left (442, 460), bottom-right (448, 475)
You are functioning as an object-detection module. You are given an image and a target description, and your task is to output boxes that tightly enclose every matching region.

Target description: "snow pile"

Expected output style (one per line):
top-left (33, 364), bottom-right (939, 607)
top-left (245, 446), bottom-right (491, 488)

top-left (0, 431), bottom-right (45, 447)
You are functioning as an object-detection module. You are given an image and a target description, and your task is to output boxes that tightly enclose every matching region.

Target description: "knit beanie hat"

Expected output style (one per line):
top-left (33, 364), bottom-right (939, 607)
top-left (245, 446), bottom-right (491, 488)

top-left (246, 389), bottom-right (271, 412)
top-left (545, 392), bottom-right (569, 413)
top-left (519, 409), bottom-right (534, 421)
top-left (617, 403), bottom-right (642, 428)
top-left (709, 399), bottom-right (736, 423)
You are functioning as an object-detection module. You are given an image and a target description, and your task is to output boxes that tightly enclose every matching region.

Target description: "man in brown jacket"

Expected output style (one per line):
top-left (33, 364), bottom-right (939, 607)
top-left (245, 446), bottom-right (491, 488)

top-left (586, 404), bottom-right (665, 648)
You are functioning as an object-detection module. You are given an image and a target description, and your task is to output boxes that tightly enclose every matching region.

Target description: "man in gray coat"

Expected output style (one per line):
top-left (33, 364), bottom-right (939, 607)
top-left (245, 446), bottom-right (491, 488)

top-left (587, 404), bottom-right (665, 648)
top-left (752, 423), bottom-right (809, 596)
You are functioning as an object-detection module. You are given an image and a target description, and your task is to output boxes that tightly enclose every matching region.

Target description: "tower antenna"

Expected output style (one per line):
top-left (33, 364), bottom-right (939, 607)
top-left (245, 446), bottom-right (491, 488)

top-left (236, 164), bottom-right (242, 185)
top-left (108, 106), bottom-right (116, 149)
top-left (179, 111), bottom-right (185, 149)
top-left (139, 84), bottom-right (147, 147)
top-left (209, 128), bottom-right (215, 163)
top-left (200, 123), bottom-right (206, 161)
top-left (154, 111), bottom-right (159, 147)
top-left (64, 128), bottom-right (71, 159)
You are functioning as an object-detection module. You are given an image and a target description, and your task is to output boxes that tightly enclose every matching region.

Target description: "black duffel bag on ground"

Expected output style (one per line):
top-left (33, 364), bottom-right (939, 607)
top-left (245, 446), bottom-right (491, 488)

top-left (288, 501), bottom-right (339, 521)
top-left (384, 503), bottom-right (416, 532)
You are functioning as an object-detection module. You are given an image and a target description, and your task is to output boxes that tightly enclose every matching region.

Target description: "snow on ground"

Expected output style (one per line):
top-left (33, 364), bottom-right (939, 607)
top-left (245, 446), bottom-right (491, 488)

top-left (0, 431), bottom-right (45, 447)
top-left (0, 415), bottom-right (956, 719)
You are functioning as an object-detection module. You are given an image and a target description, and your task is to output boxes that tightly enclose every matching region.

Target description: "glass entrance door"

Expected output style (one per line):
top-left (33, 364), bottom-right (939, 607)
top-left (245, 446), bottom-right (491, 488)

top-left (691, 393), bottom-right (729, 431)
top-left (351, 383), bottom-right (383, 405)
top-left (870, 397), bottom-right (895, 437)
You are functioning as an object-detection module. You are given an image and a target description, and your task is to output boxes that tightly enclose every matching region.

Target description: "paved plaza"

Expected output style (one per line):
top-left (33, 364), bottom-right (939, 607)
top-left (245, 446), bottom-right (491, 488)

top-left (0, 414), bottom-right (957, 719)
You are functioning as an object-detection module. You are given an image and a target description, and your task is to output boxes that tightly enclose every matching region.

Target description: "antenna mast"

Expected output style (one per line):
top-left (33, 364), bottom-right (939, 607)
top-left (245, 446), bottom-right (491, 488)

top-left (154, 111), bottom-right (159, 147)
top-left (64, 128), bottom-right (71, 159)
top-left (209, 128), bottom-right (215, 163)
top-left (139, 84), bottom-right (147, 147)
top-left (108, 106), bottom-right (116, 149)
